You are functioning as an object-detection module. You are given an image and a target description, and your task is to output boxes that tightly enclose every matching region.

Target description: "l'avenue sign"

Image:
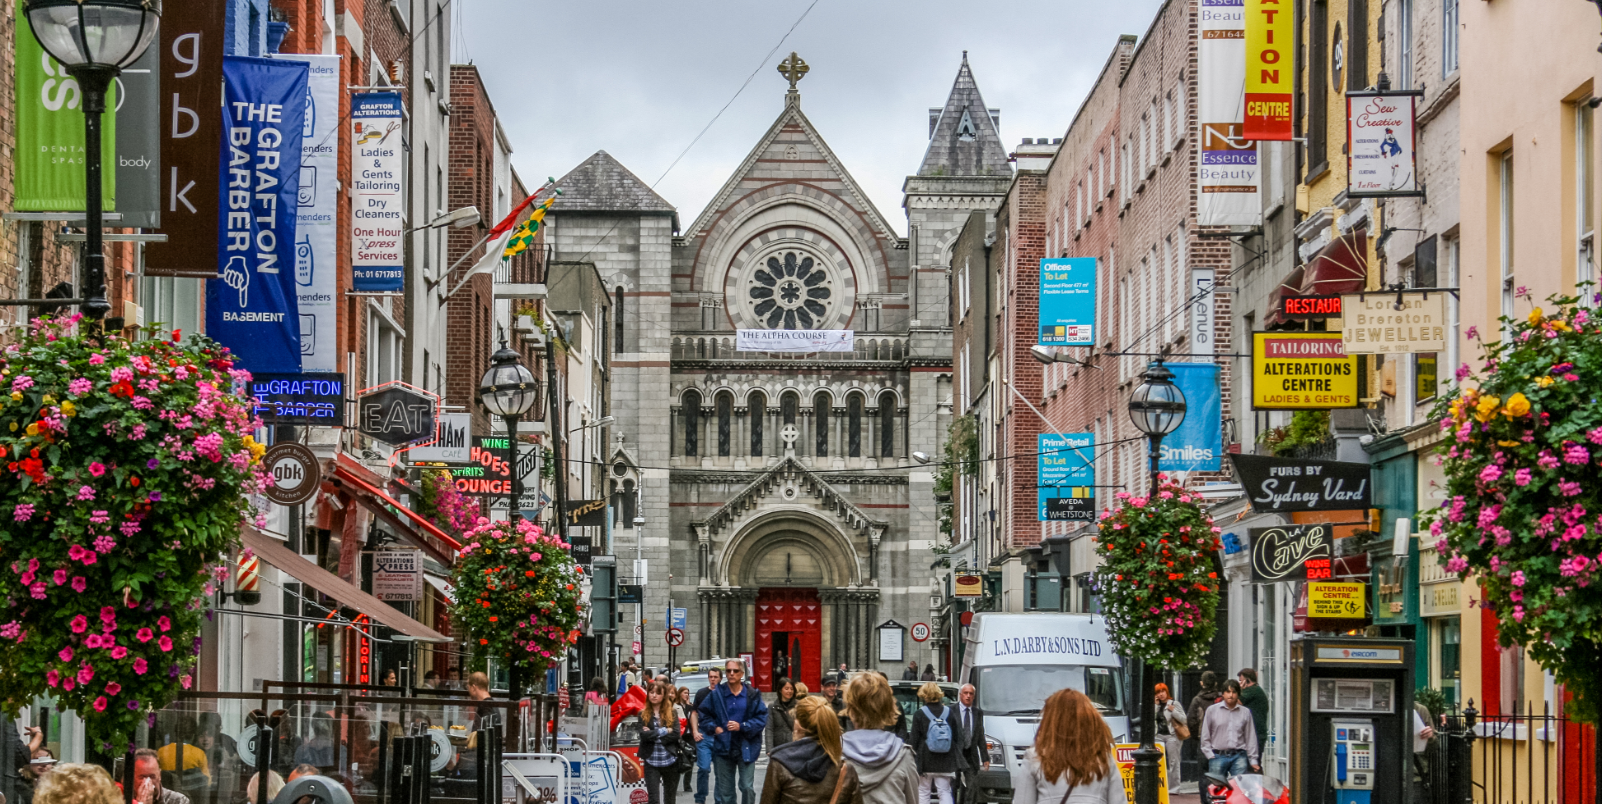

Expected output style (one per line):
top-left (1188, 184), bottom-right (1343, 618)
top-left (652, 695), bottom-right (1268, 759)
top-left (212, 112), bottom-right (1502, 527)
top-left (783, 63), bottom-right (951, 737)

top-left (1229, 453), bottom-right (1371, 513)
top-left (1250, 523), bottom-right (1335, 582)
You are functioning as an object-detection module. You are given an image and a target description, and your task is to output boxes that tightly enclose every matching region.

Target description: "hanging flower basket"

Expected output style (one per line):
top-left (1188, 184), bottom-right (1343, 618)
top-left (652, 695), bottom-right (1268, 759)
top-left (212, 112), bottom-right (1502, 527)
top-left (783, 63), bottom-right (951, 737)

top-left (418, 468), bottom-right (480, 535)
top-left (0, 318), bottom-right (269, 748)
top-left (1421, 291), bottom-right (1601, 723)
top-left (448, 518), bottom-right (582, 671)
top-left (1092, 478), bottom-right (1222, 670)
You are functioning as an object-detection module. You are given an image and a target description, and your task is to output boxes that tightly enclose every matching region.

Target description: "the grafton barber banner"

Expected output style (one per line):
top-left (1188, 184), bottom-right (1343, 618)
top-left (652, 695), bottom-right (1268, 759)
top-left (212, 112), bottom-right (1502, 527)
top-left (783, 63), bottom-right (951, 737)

top-left (1158, 363), bottom-right (1222, 472)
top-left (1251, 331), bottom-right (1360, 409)
top-left (350, 92), bottom-right (405, 291)
top-left (1038, 258), bottom-right (1096, 346)
top-left (1229, 453), bottom-right (1372, 514)
top-left (1339, 292), bottom-right (1447, 354)
top-left (1038, 433), bottom-right (1096, 522)
top-left (207, 56), bottom-right (307, 374)
top-left (736, 329), bottom-right (854, 352)
top-left (272, 53), bottom-right (341, 372)
top-left (1347, 90), bottom-right (1422, 197)
top-left (1250, 523), bottom-right (1335, 583)
top-left (1243, 0), bottom-right (1294, 140)
top-left (1198, 0), bottom-right (1262, 227)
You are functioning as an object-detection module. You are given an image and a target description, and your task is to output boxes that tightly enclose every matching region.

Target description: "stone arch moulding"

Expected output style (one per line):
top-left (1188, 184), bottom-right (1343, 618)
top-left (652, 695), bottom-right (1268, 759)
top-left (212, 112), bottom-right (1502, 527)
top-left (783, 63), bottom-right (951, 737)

top-left (715, 508), bottom-right (864, 589)
top-left (697, 191), bottom-right (888, 299)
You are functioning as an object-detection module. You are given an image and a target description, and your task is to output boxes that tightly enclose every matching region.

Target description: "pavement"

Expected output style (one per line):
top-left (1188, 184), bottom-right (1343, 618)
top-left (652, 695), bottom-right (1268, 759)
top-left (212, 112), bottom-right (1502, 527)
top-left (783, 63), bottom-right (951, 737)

top-left (702, 759), bottom-right (1206, 804)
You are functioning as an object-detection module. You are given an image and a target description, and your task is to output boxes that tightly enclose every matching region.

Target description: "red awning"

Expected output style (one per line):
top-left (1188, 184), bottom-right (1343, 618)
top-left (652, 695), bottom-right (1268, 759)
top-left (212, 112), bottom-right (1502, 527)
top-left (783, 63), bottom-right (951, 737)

top-left (1301, 232), bottom-right (1369, 296)
top-left (330, 454), bottom-right (462, 565)
top-left (1263, 265), bottom-right (1308, 329)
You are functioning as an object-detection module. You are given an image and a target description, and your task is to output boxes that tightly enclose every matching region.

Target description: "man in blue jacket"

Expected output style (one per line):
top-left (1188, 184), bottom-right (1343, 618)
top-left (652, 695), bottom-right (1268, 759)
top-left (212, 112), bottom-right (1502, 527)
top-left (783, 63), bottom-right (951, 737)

top-left (697, 658), bottom-right (766, 804)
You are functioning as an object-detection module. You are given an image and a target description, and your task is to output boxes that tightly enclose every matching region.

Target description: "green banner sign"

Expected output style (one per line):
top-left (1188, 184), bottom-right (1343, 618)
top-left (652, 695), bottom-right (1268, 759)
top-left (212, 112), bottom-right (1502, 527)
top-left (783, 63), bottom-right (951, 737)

top-left (13, 0), bottom-right (116, 211)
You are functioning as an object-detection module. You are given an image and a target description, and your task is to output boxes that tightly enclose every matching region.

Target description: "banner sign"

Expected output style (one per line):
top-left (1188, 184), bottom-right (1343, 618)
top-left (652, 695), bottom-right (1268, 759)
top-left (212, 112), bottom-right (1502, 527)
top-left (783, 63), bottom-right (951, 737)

top-left (1306, 581), bottom-right (1366, 619)
top-left (406, 412), bottom-right (471, 465)
top-left (350, 92), bottom-right (405, 292)
top-left (954, 573), bottom-right (984, 597)
top-left (250, 372), bottom-right (345, 426)
top-left (13, 0), bottom-right (117, 212)
top-left (206, 56), bottom-right (307, 374)
top-left (263, 442), bottom-right (320, 506)
top-left (1190, 268), bottom-right (1216, 356)
top-left (373, 550), bottom-right (423, 601)
top-left (735, 329), bottom-right (854, 352)
top-left (1158, 363), bottom-right (1222, 472)
top-left (1339, 292), bottom-right (1446, 354)
top-left (1039, 433), bottom-right (1095, 521)
top-left (1244, 0), bottom-right (1294, 140)
top-left (354, 382), bottom-right (437, 446)
top-left (1282, 294), bottom-right (1343, 318)
top-left (272, 53), bottom-right (340, 372)
top-left (1250, 331), bottom-right (1360, 409)
top-left (1346, 91), bottom-right (1421, 197)
top-left (1038, 258), bottom-right (1096, 346)
top-left (146, 0), bottom-right (226, 277)
top-left (1250, 523), bottom-right (1335, 582)
top-left (1229, 453), bottom-right (1372, 513)
top-left (1198, 0), bottom-right (1261, 227)
top-left (565, 499), bottom-right (608, 529)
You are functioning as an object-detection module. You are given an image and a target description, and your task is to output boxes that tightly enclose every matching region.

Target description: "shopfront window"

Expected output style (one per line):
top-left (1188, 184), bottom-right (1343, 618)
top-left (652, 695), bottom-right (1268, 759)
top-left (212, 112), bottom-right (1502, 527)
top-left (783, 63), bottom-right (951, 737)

top-left (1433, 618), bottom-right (1462, 708)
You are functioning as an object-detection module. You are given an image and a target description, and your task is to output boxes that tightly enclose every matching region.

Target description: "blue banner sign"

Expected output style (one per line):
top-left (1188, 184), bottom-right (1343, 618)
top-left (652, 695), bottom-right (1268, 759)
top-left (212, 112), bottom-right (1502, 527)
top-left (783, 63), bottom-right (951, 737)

top-left (250, 372), bottom-right (345, 426)
top-left (1038, 432), bottom-right (1096, 521)
top-left (1039, 258), bottom-right (1096, 346)
top-left (207, 56), bottom-right (307, 373)
top-left (1158, 363), bottom-right (1223, 472)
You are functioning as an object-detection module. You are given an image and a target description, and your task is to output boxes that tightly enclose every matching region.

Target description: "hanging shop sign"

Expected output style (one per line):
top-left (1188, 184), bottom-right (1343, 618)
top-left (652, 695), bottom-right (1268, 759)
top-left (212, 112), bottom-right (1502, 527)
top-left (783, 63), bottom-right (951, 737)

top-left (1306, 581), bottom-right (1367, 619)
top-left (1249, 523), bottom-right (1334, 582)
top-left (1229, 453), bottom-right (1372, 513)
top-left (1339, 292), bottom-right (1447, 355)
top-left (262, 442), bottom-right (320, 506)
top-left (250, 372), bottom-right (345, 426)
top-left (1250, 331), bottom-right (1360, 409)
top-left (1158, 363), bottom-right (1222, 472)
top-left (1191, 268), bottom-right (1217, 356)
top-left (406, 412), bottom-right (471, 465)
top-left (13, 0), bottom-right (115, 214)
top-left (954, 573), bottom-right (985, 597)
top-left (270, 53), bottom-right (341, 372)
top-left (1038, 432), bottom-right (1096, 522)
top-left (350, 92), bottom-right (405, 291)
top-left (1038, 258), bottom-right (1097, 346)
top-left (1281, 295), bottom-right (1344, 318)
top-left (1244, 0), bottom-right (1294, 141)
top-left (373, 549), bottom-right (423, 601)
top-left (565, 499), bottom-right (608, 529)
top-left (450, 437), bottom-right (512, 496)
top-left (1346, 90), bottom-right (1423, 198)
top-left (1197, 0), bottom-right (1262, 228)
top-left (355, 382), bottom-right (437, 446)
top-left (206, 56), bottom-right (308, 374)
top-left (735, 329), bottom-right (854, 352)
top-left (146, 0), bottom-right (226, 277)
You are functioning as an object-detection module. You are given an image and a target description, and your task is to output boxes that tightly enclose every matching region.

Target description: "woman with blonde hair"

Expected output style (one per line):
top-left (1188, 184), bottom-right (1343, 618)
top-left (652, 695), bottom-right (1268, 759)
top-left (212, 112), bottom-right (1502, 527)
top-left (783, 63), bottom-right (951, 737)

top-left (760, 696), bottom-right (862, 804)
top-left (245, 772), bottom-right (286, 804)
top-left (839, 673), bottom-right (919, 804)
top-left (637, 680), bottom-right (686, 804)
top-left (1012, 689), bottom-right (1123, 804)
top-left (909, 682), bottom-right (966, 804)
top-left (34, 764), bottom-right (119, 804)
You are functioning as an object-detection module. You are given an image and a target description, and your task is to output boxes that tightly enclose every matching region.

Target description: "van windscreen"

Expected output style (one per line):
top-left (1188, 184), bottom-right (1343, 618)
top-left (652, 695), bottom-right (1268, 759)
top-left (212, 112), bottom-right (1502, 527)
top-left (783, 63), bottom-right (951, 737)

top-left (974, 665), bottom-right (1123, 714)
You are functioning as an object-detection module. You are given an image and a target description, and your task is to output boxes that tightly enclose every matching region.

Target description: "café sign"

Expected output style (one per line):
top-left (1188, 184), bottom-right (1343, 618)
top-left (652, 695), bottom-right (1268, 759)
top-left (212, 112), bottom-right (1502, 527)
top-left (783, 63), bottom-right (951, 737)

top-left (355, 382), bottom-right (438, 446)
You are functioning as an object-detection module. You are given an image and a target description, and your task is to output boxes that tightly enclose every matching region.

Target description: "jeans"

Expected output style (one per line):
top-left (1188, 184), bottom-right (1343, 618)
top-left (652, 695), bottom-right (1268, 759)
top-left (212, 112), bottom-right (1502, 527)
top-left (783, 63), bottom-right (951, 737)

top-left (917, 774), bottom-right (954, 804)
top-left (645, 764), bottom-right (680, 804)
top-left (712, 754), bottom-right (755, 804)
top-left (1208, 751), bottom-right (1251, 779)
top-left (695, 737), bottom-right (714, 803)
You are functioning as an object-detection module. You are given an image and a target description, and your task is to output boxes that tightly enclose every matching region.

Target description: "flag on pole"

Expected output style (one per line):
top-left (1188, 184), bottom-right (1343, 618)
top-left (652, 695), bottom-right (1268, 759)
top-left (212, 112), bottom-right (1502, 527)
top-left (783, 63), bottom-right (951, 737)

top-left (462, 189), bottom-right (558, 282)
top-left (503, 196), bottom-right (556, 260)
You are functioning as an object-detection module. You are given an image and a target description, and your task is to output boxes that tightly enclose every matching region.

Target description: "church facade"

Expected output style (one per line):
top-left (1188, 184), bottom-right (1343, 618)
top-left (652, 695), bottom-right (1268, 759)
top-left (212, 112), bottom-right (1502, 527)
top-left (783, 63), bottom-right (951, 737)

top-left (545, 55), bottom-right (1012, 690)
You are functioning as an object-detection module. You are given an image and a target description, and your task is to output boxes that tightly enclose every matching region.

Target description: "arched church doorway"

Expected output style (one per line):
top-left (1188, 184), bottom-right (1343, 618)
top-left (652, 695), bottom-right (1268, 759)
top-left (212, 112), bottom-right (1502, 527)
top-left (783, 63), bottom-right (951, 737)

top-left (746, 536), bottom-right (826, 692)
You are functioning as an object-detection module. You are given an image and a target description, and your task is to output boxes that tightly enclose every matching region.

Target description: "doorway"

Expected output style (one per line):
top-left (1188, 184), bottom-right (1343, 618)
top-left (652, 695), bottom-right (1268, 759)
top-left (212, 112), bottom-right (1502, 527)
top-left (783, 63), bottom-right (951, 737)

top-left (754, 587), bottom-right (821, 692)
top-left (769, 632), bottom-right (805, 692)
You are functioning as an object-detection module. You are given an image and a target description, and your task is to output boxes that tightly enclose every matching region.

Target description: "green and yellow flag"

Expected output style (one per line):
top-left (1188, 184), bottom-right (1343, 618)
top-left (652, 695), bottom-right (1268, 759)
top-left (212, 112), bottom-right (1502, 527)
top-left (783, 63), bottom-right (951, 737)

top-left (503, 196), bottom-right (556, 260)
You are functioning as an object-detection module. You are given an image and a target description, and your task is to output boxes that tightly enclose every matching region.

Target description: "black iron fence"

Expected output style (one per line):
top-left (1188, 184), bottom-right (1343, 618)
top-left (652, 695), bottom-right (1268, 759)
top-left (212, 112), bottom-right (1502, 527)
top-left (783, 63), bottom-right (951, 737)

top-left (1420, 700), bottom-right (1598, 804)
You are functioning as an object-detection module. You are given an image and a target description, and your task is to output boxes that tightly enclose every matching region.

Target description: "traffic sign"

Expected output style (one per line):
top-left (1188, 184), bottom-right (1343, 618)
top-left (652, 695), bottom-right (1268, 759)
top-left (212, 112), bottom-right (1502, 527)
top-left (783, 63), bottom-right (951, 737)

top-left (667, 628), bottom-right (685, 647)
top-left (910, 622), bottom-right (931, 642)
top-left (669, 607), bottom-right (688, 630)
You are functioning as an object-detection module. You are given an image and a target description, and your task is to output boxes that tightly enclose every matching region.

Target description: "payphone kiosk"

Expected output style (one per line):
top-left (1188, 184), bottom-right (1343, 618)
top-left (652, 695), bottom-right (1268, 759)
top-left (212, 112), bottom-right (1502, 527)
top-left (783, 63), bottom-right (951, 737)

top-left (1288, 637), bottom-right (1413, 804)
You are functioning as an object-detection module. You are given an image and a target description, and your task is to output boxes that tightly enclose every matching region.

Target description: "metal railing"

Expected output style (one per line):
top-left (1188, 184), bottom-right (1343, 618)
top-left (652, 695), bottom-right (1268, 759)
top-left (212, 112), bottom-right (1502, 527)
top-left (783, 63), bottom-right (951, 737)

top-left (1420, 699), bottom-right (1598, 804)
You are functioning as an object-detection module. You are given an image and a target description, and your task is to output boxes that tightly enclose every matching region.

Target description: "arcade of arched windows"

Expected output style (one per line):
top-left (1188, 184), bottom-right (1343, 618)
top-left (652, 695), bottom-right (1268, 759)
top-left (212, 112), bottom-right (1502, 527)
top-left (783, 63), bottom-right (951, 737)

top-left (670, 386), bottom-right (906, 467)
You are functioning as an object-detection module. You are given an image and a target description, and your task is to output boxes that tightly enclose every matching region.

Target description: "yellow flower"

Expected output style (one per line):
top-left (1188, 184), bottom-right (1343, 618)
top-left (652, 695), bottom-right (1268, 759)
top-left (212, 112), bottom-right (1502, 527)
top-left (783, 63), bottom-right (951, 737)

top-left (1497, 440), bottom-right (1521, 448)
top-left (41, 395), bottom-right (55, 405)
top-left (25, 423), bottom-right (38, 436)
top-left (1534, 376), bottom-right (1554, 388)
top-left (1502, 393), bottom-right (1531, 418)
top-left (9, 392), bottom-right (19, 402)
top-left (60, 400), bottom-right (75, 417)
top-left (1474, 395), bottom-right (1501, 422)
top-left (241, 434), bottom-right (266, 462)
top-left (1528, 307), bottom-right (1545, 326)
top-left (1552, 320), bottom-right (1571, 332)
top-left (8, 422), bottom-right (16, 432)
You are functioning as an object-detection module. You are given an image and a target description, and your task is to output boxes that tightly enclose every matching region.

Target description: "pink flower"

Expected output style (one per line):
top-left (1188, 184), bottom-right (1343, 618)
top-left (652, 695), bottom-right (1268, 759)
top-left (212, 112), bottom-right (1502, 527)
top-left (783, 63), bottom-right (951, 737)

top-left (67, 378), bottom-right (92, 395)
top-left (71, 576), bottom-right (86, 593)
top-left (76, 664), bottom-right (94, 684)
top-left (158, 636), bottom-right (173, 652)
top-left (1560, 480), bottom-right (1583, 497)
top-left (111, 646), bottom-right (128, 659)
top-left (93, 696), bottom-right (108, 712)
top-left (105, 682), bottom-right (121, 695)
top-left (88, 353), bottom-right (105, 365)
top-left (45, 670), bottom-right (59, 687)
top-left (11, 503), bottom-right (35, 522)
top-left (1538, 451), bottom-right (1561, 470)
top-left (61, 678), bottom-right (74, 692)
top-left (76, 486), bottom-right (95, 501)
top-left (180, 674), bottom-right (192, 690)
top-left (1513, 468), bottom-right (1533, 486)
top-left (58, 646), bottom-right (73, 662)
top-left (133, 657), bottom-right (148, 675)
top-left (109, 366), bottom-right (133, 383)
top-left (85, 634), bottom-right (103, 648)
top-left (1445, 555), bottom-right (1469, 573)
top-left (70, 615), bottom-right (88, 634)
top-left (88, 462), bottom-right (106, 477)
top-left (100, 606), bottom-right (117, 624)
top-left (1478, 465), bottom-right (1503, 484)
top-left (135, 628), bottom-right (154, 643)
top-left (52, 569), bottom-right (67, 586)
top-left (10, 375), bottom-right (34, 393)
top-left (157, 616), bottom-right (171, 632)
top-left (1564, 443), bottom-right (1591, 465)
top-left (1511, 570), bottom-right (1526, 587)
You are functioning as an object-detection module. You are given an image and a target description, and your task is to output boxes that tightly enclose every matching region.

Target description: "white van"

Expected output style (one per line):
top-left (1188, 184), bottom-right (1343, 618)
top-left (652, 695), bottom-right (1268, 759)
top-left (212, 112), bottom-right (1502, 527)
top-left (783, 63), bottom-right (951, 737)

top-left (959, 613), bottom-right (1130, 803)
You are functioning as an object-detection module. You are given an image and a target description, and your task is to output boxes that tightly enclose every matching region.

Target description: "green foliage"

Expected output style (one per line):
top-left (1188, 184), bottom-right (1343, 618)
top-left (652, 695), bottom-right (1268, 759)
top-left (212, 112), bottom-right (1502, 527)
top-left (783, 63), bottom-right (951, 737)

top-left (933, 415), bottom-right (980, 538)
top-left (1257, 409), bottom-right (1332, 456)
top-left (1415, 686), bottom-right (1448, 721)
top-left (1420, 292), bottom-right (1601, 724)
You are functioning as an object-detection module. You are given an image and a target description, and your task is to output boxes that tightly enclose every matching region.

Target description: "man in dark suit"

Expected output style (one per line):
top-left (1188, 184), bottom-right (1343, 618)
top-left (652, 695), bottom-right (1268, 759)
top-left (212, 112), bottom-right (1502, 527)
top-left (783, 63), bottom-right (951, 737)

top-left (955, 683), bottom-right (988, 804)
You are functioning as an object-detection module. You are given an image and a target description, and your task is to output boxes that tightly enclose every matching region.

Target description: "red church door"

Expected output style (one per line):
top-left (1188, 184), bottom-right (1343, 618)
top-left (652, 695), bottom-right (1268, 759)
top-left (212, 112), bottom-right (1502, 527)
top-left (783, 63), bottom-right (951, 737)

top-left (754, 587), bottom-right (821, 692)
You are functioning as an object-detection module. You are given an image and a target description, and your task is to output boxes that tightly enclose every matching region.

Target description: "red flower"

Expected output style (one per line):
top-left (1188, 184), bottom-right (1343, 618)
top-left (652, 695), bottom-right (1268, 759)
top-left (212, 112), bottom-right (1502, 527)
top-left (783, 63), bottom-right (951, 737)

top-left (110, 381), bottom-right (135, 398)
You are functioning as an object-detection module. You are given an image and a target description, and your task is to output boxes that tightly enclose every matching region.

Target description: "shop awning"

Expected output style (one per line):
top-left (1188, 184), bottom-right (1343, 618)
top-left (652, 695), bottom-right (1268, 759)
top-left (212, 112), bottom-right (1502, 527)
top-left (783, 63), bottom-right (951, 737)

top-left (240, 525), bottom-right (454, 643)
top-left (424, 573), bottom-right (455, 604)
top-left (1301, 232), bottom-right (1369, 296)
top-left (1263, 265), bottom-right (1308, 329)
top-left (328, 454), bottom-right (462, 566)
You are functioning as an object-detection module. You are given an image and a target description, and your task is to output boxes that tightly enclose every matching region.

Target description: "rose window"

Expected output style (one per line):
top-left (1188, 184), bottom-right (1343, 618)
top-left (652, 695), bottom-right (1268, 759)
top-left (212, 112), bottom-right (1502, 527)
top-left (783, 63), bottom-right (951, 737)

top-left (747, 251), bottom-right (833, 329)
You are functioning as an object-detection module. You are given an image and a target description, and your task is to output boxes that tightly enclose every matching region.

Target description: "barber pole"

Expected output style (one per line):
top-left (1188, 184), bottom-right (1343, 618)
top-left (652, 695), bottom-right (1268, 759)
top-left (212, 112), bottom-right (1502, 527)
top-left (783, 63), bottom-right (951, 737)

top-left (235, 551), bottom-right (262, 605)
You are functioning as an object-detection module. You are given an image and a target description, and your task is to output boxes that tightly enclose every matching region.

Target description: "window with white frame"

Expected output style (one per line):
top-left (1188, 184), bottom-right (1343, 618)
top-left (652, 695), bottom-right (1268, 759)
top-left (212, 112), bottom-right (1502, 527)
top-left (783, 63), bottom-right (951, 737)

top-left (1165, 90), bottom-right (1177, 148)
top-left (1500, 150), bottom-right (1516, 338)
top-left (1148, 99), bottom-right (1159, 167)
top-left (1442, 0), bottom-right (1459, 76)
top-left (1100, 147), bottom-right (1109, 196)
top-left (140, 276), bottom-right (203, 338)
top-left (1445, 236), bottom-right (1460, 374)
top-left (1122, 141), bottom-right (1132, 199)
top-left (1577, 101), bottom-right (1596, 303)
top-left (1175, 76), bottom-right (1187, 144)
top-left (958, 257), bottom-right (970, 315)
top-left (367, 307), bottom-right (401, 385)
top-left (1398, 0), bottom-right (1414, 90)
top-left (1078, 180), bottom-right (1086, 225)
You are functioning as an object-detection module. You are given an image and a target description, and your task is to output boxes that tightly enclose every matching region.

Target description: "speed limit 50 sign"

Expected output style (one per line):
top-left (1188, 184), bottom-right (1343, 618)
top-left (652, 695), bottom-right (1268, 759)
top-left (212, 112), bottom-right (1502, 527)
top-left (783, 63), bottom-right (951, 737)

top-left (910, 622), bottom-right (931, 642)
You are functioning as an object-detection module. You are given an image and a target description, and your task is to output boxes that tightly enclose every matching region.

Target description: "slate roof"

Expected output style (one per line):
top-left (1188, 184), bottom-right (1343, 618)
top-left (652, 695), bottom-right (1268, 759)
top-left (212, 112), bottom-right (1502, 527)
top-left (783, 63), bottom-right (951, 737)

top-left (553, 150), bottom-right (677, 215)
top-left (917, 54), bottom-right (1012, 177)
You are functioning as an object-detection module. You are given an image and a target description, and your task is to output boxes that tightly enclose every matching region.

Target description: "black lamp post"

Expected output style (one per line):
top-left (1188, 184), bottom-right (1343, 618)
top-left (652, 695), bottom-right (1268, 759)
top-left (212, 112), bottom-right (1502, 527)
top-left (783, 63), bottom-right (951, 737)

top-left (478, 342), bottom-right (538, 703)
top-left (24, 0), bottom-right (161, 322)
top-left (1126, 360), bottom-right (1187, 804)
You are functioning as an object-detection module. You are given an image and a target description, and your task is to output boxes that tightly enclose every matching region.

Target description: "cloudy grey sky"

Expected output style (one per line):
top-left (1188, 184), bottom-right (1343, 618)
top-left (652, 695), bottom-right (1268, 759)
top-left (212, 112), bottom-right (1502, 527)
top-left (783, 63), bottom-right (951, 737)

top-left (459, 0), bottom-right (1166, 236)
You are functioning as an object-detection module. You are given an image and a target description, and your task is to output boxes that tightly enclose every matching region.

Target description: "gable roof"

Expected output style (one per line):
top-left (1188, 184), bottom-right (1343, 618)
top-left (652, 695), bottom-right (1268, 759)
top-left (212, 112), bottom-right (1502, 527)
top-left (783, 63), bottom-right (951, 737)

top-left (918, 53), bottom-right (1012, 177)
top-left (693, 456), bottom-right (886, 542)
top-left (553, 150), bottom-right (678, 225)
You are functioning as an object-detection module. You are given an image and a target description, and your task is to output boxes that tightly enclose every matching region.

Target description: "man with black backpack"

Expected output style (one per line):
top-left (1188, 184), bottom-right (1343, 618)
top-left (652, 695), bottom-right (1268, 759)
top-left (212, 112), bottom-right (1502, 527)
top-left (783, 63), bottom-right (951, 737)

top-left (908, 682), bottom-right (966, 804)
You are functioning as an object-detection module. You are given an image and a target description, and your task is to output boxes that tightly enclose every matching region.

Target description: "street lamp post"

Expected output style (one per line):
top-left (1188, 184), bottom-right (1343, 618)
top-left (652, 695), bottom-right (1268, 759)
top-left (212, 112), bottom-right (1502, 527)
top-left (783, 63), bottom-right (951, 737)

top-left (1126, 361), bottom-right (1187, 804)
top-left (479, 342), bottom-right (539, 701)
top-left (24, 0), bottom-right (161, 323)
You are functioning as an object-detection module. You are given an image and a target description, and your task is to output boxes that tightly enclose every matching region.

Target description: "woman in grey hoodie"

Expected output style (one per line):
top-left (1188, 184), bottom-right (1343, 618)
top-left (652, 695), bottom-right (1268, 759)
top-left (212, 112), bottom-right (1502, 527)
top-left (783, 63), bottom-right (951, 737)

top-left (839, 673), bottom-right (920, 804)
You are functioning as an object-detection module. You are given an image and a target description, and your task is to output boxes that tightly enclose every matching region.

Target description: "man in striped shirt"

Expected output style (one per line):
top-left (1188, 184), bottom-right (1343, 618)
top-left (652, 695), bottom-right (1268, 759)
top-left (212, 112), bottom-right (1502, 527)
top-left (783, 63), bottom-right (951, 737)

top-left (1200, 680), bottom-right (1260, 778)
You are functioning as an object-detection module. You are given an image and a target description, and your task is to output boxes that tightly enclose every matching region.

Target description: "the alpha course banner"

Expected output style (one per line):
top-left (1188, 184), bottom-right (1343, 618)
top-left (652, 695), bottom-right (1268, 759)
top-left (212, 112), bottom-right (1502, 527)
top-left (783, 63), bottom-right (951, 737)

top-left (1158, 363), bottom-right (1222, 472)
top-left (350, 92), bottom-right (405, 292)
top-left (207, 56), bottom-right (307, 374)
top-left (1038, 433), bottom-right (1095, 522)
top-left (1198, 0), bottom-right (1261, 227)
top-left (1039, 257), bottom-right (1096, 346)
top-left (1244, 0), bottom-right (1293, 140)
top-left (736, 329), bottom-right (855, 352)
top-left (271, 53), bottom-right (340, 372)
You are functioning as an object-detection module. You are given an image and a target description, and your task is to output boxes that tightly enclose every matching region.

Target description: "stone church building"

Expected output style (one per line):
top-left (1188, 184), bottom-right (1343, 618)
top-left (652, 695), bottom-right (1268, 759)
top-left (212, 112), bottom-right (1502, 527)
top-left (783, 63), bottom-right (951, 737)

top-left (545, 55), bottom-right (1012, 690)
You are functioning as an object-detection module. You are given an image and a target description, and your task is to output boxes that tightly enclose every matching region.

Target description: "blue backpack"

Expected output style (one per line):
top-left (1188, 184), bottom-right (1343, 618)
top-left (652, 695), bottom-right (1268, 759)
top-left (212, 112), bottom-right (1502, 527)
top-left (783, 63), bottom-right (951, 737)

top-left (924, 705), bottom-right (953, 753)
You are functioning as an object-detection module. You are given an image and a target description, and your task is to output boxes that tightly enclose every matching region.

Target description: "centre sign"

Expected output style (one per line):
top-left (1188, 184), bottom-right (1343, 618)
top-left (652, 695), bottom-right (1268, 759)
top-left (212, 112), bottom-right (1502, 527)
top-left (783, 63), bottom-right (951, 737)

top-left (1250, 331), bottom-right (1360, 409)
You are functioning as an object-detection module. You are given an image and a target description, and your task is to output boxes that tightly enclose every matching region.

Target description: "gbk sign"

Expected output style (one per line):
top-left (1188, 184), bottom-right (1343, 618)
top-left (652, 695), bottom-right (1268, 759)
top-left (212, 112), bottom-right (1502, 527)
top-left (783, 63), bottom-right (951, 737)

top-left (356, 382), bottom-right (438, 446)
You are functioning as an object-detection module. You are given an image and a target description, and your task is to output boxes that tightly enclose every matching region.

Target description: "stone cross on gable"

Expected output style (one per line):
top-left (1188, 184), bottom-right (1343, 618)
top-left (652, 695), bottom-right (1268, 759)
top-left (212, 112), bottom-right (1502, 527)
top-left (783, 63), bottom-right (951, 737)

top-left (777, 52), bottom-right (809, 91)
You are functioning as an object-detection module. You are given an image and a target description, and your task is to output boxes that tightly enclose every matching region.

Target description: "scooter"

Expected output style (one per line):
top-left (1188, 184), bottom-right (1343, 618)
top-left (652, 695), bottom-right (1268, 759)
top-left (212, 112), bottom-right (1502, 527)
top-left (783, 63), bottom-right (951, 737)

top-left (1202, 772), bottom-right (1290, 804)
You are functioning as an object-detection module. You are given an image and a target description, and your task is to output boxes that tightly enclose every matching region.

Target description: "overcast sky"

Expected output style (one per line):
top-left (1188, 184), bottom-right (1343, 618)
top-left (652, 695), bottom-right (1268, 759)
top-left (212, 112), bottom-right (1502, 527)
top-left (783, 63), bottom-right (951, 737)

top-left (459, 0), bottom-right (1166, 237)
